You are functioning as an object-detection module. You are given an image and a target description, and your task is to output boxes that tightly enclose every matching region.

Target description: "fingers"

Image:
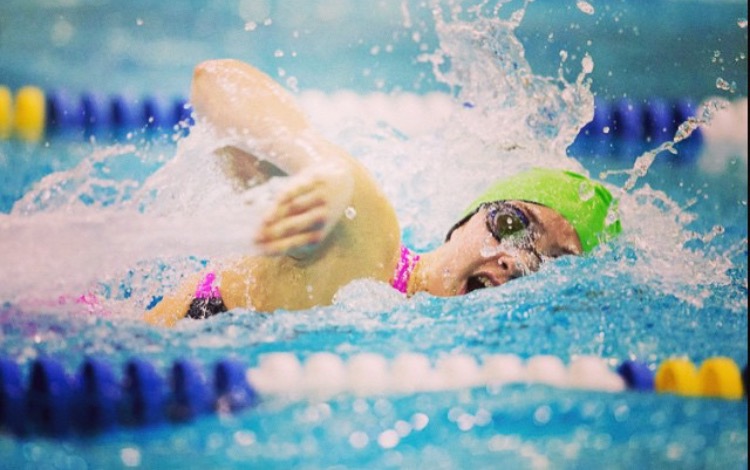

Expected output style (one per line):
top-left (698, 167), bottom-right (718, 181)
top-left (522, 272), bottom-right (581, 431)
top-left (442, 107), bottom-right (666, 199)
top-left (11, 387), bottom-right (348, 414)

top-left (265, 185), bottom-right (326, 223)
top-left (257, 205), bottom-right (327, 242)
top-left (253, 169), bottom-right (349, 257)
top-left (255, 205), bottom-right (329, 255)
top-left (256, 228), bottom-right (325, 256)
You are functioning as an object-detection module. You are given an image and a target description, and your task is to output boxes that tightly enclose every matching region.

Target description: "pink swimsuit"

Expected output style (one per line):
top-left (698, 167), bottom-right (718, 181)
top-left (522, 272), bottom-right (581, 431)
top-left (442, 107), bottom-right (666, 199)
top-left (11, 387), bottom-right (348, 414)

top-left (390, 245), bottom-right (420, 294)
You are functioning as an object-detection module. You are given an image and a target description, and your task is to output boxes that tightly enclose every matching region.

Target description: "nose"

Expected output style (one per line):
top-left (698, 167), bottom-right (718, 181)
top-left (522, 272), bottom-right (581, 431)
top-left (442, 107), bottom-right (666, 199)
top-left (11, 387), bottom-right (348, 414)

top-left (496, 251), bottom-right (535, 281)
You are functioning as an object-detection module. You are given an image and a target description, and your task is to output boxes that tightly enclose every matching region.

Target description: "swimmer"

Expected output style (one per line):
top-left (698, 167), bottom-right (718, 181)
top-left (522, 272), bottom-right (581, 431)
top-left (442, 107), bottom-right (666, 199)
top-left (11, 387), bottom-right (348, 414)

top-left (144, 59), bottom-right (621, 326)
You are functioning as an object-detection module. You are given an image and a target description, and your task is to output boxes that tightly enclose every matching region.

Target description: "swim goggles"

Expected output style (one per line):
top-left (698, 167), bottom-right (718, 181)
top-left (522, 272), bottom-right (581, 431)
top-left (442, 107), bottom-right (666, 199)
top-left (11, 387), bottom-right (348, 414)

top-left (482, 202), bottom-right (543, 266)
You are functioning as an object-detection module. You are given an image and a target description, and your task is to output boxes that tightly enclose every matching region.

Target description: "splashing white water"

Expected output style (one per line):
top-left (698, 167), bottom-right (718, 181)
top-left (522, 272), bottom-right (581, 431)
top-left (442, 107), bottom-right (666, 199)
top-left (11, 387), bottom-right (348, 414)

top-left (0, 0), bottom-right (742, 316)
top-left (0, 125), bottom-right (282, 304)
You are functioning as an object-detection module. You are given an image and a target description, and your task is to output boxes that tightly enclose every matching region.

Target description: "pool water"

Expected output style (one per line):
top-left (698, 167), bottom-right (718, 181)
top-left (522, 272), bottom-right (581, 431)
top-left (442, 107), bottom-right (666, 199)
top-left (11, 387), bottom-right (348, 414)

top-left (1, 0), bottom-right (748, 468)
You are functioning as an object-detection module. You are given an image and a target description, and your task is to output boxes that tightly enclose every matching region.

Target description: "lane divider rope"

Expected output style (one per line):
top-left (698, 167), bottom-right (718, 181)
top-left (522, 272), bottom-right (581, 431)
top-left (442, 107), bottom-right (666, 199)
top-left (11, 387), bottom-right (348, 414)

top-left (0, 353), bottom-right (745, 438)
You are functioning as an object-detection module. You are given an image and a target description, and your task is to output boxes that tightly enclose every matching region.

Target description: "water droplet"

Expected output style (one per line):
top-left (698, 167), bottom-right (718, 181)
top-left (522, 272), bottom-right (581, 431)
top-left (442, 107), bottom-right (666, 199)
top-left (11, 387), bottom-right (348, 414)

top-left (135, 18), bottom-right (144, 26)
top-left (480, 239), bottom-right (501, 258)
top-left (274, 49), bottom-right (284, 58)
top-left (533, 405), bottom-right (552, 425)
top-left (411, 413), bottom-right (429, 431)
top-left (378, 429), bottom-right (400, 449)
top-left (579, 182), bottom-right (595, 201)
top-left (702, 225), bottom-right (725, 243)
top-left (394, 420), bottom-right (412, 437)
top-left (674, 117), bottom-right (699, 143)
top-left (244, 21), bottom-right (257, 31)
top-left (738, 18), bottom-right (748, 29)
top-left (602, 126), bottom-right (610, 134)
top-left (349, 431), bottom-right (369, 449)
top-left (120, 447), bottom-right (142, 467)
top-left (606, 209), bottom-right (619, 226)
top-left (234, 430), bottom-right (256, 446)
top-left (345, 206), bottom-right (357, 220)
top-left (581, 53), bottom-right (594, 74)
top-left (576, 1), bottom-right (595, 15)
top-left (715, 77), bottom-right (737, 93)
top-left (286, 76), bottom-right (299, 92)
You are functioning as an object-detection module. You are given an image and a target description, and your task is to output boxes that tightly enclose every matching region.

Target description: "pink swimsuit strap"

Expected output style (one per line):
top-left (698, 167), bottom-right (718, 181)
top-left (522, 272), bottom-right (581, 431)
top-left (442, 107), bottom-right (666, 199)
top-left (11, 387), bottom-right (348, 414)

top-left (391, 245), bottom-right (420, 294)
top-left (195, 271), bottom-right (221, 299)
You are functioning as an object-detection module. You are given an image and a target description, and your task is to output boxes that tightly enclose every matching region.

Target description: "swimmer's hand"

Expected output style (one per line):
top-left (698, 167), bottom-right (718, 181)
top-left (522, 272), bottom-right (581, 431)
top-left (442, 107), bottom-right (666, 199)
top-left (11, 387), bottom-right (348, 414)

top-left (254, 163), bottom-right (354, 257)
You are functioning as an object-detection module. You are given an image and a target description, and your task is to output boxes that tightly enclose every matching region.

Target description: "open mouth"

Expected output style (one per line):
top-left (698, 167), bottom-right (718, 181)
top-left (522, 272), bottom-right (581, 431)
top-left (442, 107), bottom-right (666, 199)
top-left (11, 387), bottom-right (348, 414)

top-left (465, 274), bottom-right (495, 294)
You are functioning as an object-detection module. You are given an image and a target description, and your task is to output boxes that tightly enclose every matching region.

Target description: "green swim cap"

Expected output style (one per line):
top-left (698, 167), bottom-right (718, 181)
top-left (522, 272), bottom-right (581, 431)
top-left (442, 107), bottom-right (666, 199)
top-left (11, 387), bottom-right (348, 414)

top-left (456, 168), bottom-right (621, 253)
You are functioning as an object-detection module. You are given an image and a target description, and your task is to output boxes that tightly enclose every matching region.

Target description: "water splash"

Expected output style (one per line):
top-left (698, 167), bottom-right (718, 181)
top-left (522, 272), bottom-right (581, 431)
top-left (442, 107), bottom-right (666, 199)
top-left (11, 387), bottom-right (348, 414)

top-left (358, 0), bottom-right (597, 247)
top-left (601, 98), bottom-right (728, 192)
top-left (0, 0), bottom-right (743, 321)
top-left (586, 94), bottom-right (743, 308)
top-left (0, 125), bottom-right (281, 308)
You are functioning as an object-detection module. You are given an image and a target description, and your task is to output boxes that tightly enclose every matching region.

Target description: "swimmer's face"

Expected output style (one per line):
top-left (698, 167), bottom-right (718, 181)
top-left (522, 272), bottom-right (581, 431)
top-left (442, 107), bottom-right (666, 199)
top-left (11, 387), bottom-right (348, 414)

top-left (435, 201), bottom-right (582, 296)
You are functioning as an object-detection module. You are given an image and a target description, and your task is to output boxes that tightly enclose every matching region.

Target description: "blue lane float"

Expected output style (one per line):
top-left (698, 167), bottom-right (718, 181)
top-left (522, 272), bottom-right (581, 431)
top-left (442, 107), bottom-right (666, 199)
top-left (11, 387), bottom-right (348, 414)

top-left (26, 358), bottom-right (73, 436)
top-left (616, 360), bottom-right (655, 391)
top-left (74, 359), bottom-right (120, 434)
top-left (168, 359), bottom-right (212, 422)
top-left (0, 359), bottom-right (25, 436)
top-left (570, 96), bottom-right (704, 163)
top-left (215, 358), bottom-right (258, 412)
top-left (121, 358), bottom-right (166, 427)
top-left (80, 92), bottom-right (113, 135)
top-left (0, 357), bottom-right (256, 438)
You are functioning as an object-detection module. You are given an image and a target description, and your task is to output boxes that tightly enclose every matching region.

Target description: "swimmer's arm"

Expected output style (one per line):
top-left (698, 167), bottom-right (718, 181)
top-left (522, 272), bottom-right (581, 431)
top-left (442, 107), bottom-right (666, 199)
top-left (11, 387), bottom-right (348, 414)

top-left (190, 59), bottom-right (345, 181)
top-left (143, 274), bottom-right (202, 327)
top-left (191, 59), bottom-right (355, 257)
